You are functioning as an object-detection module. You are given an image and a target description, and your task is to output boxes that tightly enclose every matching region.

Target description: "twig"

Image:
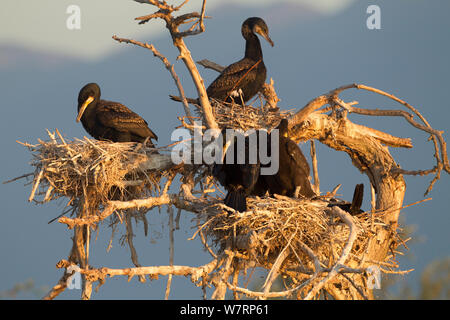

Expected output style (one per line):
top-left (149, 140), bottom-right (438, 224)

top-left (310, 140), bottom-right (320, 195)
top-left (165, 205), bottom-right (175, 299)
top-left (112, 35), bottom-right (193, 124)
top-left (134, 0), bottom-right (217, 129)
top-left (42, 269), bottom-right (73, 300)
top-left (28, 168), bottom-right (43, 202)
top-left (199, 229), bottom-right (217, 259)
top-left (340, 272), bottom-right (368, 300)
top-left (211, 249), bottom-right (235, 300)
top-left (3, 172), bottom-right (34, 184)
top-left (304, 206), bottom-right (359, 300)
top-left (379, 267), bottom-right (414, 275)
top-left (261, 240), bottom-right (290, 298)
top-left (197, 59), bottom-right (225, 72)
top-left (125, 213), bottom-right (146, 283)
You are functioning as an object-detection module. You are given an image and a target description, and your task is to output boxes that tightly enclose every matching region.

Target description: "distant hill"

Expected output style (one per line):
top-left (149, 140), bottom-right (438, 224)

top-left (0, 44), bottom-right (82, 70)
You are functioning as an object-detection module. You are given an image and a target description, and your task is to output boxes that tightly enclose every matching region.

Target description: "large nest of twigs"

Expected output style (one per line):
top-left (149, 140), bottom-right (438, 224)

top-left (22, 130), bottom-right (174, 211)
top-left (197, 195), bottom-right (381, 274)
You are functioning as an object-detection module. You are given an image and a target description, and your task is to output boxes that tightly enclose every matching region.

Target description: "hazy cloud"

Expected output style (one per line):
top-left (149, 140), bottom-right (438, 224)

top-left (0, 0), bottom-right (356, 60)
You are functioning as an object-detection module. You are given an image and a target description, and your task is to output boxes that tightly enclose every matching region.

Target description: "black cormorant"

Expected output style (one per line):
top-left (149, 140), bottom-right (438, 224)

top-left (206, 17), bottom-right (274, 103)
top-left (262, 119), bottom-right (316, 198)
top-left (328, 184), bottom-right (365, 215)
top-left (76, 83), bottom-right (158, 146)
top-left (169, 17), bottom-right (273, 104)
top-left (213, 130), bottom-right (260, 212)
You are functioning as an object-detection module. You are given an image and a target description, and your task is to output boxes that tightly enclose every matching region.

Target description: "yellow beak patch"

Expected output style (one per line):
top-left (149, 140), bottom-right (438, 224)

top-left (76, 96), bottom-right (95, 122)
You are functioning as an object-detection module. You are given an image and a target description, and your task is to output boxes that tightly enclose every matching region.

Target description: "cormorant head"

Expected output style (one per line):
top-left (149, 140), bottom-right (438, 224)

top-left (277, 118), bottom-right (289, 137)
top-left (242, 17), bottom-right (274, 47)
top-left (77, 83), bottom-right (101, 122)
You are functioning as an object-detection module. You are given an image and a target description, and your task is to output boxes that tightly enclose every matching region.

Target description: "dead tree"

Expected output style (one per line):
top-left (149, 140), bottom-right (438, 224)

top-left (9, 0), bottom-right (449, 300)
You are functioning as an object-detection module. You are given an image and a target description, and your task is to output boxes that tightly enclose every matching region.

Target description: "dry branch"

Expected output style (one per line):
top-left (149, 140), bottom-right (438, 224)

top-left (56, 258), bottom-right (220, 287)
top-left (310, 140), bottom-right (320, 194)
top-left (134, 0), bottom-right (217, 129)
top-left (289, 83), bottom-right (448, 195)
top-left (304, 206), bottom-right (359, 300)
top-left (112, 35), bottom-right (193, 124)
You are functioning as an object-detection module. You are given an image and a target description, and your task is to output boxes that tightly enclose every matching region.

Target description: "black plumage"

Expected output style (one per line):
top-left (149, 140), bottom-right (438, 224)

top-left (328, 184), bottom-right (365, 215)
top-left (349, 183), bottom-right (364, 214)
top-left (261, 119), bottom-right (316, 198)
top-left (76, 83), bottom-right (158, 146)
top-left (206, 17), bottom-right (274, 103)
top-left (213, 130), bottom-right (260, 212)
top-left (170, 17), bottom-right (274, 105)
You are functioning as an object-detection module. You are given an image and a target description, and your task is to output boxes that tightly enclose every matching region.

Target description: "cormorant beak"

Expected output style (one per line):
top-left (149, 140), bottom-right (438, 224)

top-left (76, 96), bottom-right (94, 122)
top-left (254, 26), bottom-right (274, 47)
top-left (263, 34), bottom-right (274, 47)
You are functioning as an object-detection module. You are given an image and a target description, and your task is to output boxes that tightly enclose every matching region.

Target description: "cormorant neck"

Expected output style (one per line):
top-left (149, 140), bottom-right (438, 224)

top-left (244, 33), bottom-right (263, 61)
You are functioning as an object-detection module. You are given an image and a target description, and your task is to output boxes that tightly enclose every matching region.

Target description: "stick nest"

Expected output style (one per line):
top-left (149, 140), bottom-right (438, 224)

top-left (22, 131), bottom-right (174, 210)
top-left (198, 195), bottom-right (383, 274)
top-left (205, 98), bottom-right (292, 131)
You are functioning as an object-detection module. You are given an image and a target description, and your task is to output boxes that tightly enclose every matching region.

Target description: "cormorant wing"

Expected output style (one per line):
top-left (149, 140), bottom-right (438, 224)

top-left (97, 101), bottom-right (158, 141)
top-left (285, 139), bottom-right (310, 176)
top-left (207, 58), bottom-right (258, 96)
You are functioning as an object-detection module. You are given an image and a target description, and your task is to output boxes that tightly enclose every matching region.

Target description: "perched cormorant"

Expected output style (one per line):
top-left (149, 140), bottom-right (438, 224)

top-left (262, 119), bottom-right (316, 198)
top-left (206, 17), bottom-right (274, 103)
top-left (213, 130), bottom-right (260, 212)
top-left (328, 184), bottom-right (365, 215)
top-left (76, 83), bottom-right (158, 146)
top-left (169, 17), bottom-right (273, 104)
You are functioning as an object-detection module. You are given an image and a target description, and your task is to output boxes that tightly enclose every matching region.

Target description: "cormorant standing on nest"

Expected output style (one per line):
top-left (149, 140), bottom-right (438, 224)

top-left (170, 17), bottom-right (273, 104)
top-left (213, 130), bottom-right (260, 212)
top-left (76, 83), bottom-right (158, 146)
top-left (262, 119), bottom-right (316, 198)
top-left (206, 17), bottom-right (274, 103)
